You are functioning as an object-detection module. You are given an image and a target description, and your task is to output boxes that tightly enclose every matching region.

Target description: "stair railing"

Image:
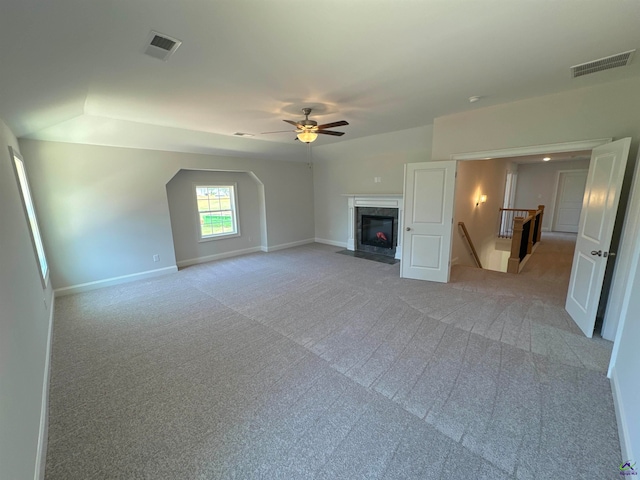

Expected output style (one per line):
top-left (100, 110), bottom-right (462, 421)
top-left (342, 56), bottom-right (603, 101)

top-left (458, 222), bottom-right (482, 268)
top-left (506, 205), bottom-right (545, 273)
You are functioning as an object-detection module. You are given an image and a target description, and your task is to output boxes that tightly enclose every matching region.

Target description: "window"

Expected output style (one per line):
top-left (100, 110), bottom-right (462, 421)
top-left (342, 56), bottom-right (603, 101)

top-left (195, 184), bottom-right (239, 240)
top-left (10, 147), bottom-right (49, 287)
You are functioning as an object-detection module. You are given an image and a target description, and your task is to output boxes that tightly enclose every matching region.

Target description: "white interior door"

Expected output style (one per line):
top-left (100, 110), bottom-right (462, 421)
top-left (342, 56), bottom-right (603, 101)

top-left (565, 138), bottom-right (631, 337)
top-left (552, 170), bottom-right (588, 233)
top-left (401, 161), bottom-right (457, 282)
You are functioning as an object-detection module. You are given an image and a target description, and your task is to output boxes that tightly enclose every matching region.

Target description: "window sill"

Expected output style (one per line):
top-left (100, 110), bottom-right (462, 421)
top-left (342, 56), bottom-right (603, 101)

top-left (199, 232), bottom-right (241, 243)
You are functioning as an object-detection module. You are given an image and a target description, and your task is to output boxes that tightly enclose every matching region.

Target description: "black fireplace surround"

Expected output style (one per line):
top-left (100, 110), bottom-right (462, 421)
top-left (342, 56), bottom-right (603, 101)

top-left (356, 207), bottom-right (398, 257)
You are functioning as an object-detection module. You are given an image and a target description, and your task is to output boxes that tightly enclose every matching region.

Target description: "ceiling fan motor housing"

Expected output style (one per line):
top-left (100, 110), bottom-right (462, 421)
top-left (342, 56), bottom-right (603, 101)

top-left (300, 108), bottom-right (317, 128)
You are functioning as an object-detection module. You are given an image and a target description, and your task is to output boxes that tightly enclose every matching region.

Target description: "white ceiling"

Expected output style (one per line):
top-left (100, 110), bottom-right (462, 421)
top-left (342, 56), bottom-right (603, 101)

top-left (1, 0), bottom-right (639, 161)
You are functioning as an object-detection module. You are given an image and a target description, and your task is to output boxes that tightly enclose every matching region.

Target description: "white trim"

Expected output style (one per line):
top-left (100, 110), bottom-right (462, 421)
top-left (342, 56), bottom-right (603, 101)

top-left (315, 238), bottom-right (347, 248)
top-left (262, 238), bottom-right (315, 252)
top-left (35, 293), bottom-right (54, 480)
top-left (198, 232), bottom-right (241, 243)
top-left (610, 367), bottom-right (631, 462)
top-left (177, 246), bottom-right (262, 267)
top-left (54, 266), bottom-right (178, 296)
top-left (194, 183), bottom-right (240, 240)
top-left (450, 138), bottom-right (612, 161)
top-left (9, 147), bottom-right (50, 288)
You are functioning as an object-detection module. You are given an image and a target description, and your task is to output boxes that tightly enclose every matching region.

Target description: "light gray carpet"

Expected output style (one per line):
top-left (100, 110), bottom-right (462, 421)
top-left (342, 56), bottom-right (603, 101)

top-left (46, 233), bottom-right (621, 479)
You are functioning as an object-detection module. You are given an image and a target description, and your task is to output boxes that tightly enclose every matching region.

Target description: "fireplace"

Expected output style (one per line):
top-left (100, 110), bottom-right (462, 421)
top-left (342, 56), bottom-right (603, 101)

top-left (344, 194), bottom-right (403, 260)
top-left (361, 215), bottom-right (394, 249)
top-left (355, 206), bottom-right (399, 257)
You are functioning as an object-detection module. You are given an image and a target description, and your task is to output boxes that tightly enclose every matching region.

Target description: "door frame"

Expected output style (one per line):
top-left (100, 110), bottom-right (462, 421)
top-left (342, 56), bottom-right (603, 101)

top-left (449, 138), bottom-right (613, 324)
top-left (450, 138), bottom-right (612, 162)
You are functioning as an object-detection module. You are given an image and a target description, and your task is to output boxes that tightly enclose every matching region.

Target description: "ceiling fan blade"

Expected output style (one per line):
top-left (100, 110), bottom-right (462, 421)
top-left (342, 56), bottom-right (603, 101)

top-left (261, 129), bottom-right (296, 134)
top-left (283, 119), bottom-right (304, 129)
top-left (316, 120), bottom-right (349, 129)
top-left (317, 130), bottom-right (345, 136)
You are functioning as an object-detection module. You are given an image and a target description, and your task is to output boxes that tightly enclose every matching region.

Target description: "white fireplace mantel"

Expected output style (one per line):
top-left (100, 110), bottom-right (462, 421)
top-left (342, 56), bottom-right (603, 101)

top-left (343, 194), bottom-right (404, 259)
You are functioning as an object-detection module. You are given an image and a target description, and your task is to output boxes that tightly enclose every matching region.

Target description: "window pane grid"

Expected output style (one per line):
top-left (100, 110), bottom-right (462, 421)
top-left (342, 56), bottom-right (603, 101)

top-left (196, 185), bottom-right (237, 239)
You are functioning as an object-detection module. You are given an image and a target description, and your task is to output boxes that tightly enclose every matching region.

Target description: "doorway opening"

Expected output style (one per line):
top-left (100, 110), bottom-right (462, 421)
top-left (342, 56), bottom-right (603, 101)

top-left (450, 138), bottom-right (631, 340)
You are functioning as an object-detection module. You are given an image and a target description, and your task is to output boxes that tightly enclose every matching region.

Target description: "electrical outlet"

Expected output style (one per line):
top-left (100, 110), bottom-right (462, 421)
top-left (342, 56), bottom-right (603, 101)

top-left (153, 254), bottom-right (160, 262)
top-left (374, 176), bottom-right (382, 183)
top-left (248, 236), bottom-right (252, 242)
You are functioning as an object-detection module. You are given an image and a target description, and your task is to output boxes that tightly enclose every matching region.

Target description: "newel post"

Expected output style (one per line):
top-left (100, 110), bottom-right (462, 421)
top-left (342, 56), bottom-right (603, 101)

top-left (508, 216), bottom-right (524, 273)
top-left (537, 205), bottom-right (545, 243)
top-left (526, 211), bottom-right (536, 254)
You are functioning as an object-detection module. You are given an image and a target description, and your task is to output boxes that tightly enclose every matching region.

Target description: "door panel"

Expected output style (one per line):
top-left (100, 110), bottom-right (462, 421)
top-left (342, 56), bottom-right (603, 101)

top-left (568, 253), bottom-right (597, 311)
top-left (565, 138), bottom-right (631, 337)
top-left (413, 169), bottom-right (445, 223)
top-left (582, 154), bottom-right (615, 241)
top-left (410, 235), bottom-right (442, 269)
top-left (553, 170), bottom-right (587, 233)
top-left (402, 161), bottom-right (456, 282)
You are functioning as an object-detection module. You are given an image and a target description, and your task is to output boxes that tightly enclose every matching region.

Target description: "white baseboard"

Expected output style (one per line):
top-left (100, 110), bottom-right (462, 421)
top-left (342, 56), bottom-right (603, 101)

top-left (610, 367), bottom-right (632, 463)
top-left (35, 292), bottom-right (54, 480)
top-left (54, 266), bottom-right (178, 296)
top-left (314, 238), bottom-right (347, 248)
top-left (263, 238), bottom-right (315, 252)
top-left (177, 247), bottom-right (262, 268)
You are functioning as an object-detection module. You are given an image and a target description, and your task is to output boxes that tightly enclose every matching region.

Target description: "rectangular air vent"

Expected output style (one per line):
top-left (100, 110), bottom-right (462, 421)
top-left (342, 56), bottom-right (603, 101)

top-left (144, 31), bottom-right (182, 61)
top-left (571, 49), bottom-right (635, 78)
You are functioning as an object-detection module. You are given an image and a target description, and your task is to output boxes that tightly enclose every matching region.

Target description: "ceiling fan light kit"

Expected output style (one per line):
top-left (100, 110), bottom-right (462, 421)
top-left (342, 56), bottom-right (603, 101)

top-left (297, 131), bottom-right (319, 143)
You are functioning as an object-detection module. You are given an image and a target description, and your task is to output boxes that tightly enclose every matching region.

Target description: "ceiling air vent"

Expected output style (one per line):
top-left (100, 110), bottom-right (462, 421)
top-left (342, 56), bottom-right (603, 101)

top-left (144, 31), bottom-right (182, 61)
top-left (571, 49), bottom-right (635, 78)
top-left (233, 133), bottom-right (255, 138)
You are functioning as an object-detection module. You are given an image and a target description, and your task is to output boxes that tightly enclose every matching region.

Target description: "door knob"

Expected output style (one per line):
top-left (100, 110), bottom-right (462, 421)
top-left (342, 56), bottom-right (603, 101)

top-left (591, 250), bottom-right (602, 256)
top-left (406, 227), bottom-right (412, 231)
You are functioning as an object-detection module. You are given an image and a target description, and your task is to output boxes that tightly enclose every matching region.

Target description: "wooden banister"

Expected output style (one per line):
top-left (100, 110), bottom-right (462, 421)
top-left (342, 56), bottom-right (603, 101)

top-left (505, 205), bottom-right (545, 273)
top-left (458, 222), bottom-right (482, 268)
top-left (507, 217), bottom-right (524, 273)
top-left (536, 205), bottom-right (545, 243)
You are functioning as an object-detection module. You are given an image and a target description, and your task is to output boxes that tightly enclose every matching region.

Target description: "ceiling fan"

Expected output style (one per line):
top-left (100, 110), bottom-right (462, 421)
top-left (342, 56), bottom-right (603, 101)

top-left (262, 108), bottom-right (349, 143)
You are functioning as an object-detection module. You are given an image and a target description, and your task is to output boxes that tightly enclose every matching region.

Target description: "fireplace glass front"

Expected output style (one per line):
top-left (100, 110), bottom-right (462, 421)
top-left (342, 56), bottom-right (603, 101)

top-left (361, 215), bottom-right (394, 249)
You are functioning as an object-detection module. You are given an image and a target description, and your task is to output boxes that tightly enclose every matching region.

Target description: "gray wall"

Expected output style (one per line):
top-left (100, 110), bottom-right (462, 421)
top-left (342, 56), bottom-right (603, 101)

top-left (18, 140), bottom-right (315, 291)
top-left (432, 76), bottom-right (640, 165)
top-left (166, 170), bottom-right (262, 265)
top-left (514, 158), bottom-right (590, 231)
top-left (312, 125), bottom-right (433, 246)
top-left (0, 118), bottom-right (54, 479)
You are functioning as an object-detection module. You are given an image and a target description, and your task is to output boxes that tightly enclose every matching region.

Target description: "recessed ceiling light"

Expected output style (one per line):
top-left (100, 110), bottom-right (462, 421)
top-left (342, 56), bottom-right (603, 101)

top-left (233, 132), bottom-right (254, 137)
top-left (543, 157), bottom-right (551, 161)
top-left (469, 96), bottom-right (481, 103)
